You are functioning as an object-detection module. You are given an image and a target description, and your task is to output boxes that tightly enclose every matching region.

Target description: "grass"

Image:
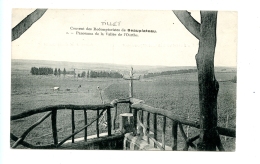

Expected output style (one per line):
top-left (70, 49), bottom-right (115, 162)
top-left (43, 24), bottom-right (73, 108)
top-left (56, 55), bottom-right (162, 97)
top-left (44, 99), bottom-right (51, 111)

top-left (11, 70), bottom-right (121, 148)
top-left (11, 70), bottom-right (236, 151)
top-left (104, 72), bottom-right (236, 151)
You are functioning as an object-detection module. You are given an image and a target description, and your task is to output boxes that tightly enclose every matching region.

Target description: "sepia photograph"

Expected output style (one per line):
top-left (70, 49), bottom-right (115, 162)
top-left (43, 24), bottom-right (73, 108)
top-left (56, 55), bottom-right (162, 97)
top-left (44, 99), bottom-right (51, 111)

top-left (10, 9), bottom-right (237, 151)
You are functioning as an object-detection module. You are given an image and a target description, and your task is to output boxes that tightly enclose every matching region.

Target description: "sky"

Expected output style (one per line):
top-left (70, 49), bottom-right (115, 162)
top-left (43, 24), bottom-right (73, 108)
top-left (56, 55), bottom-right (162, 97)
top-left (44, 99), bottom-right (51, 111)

top-left (11, 9), bottom-right (237, 67)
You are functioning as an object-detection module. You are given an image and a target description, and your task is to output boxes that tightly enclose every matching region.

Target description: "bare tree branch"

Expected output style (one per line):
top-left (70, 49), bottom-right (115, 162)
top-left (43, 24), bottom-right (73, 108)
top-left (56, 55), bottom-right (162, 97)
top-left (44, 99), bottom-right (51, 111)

top-left (12, 9), bottom-right (47, 41)
top-left (172, 10), bottom-right (201, 40)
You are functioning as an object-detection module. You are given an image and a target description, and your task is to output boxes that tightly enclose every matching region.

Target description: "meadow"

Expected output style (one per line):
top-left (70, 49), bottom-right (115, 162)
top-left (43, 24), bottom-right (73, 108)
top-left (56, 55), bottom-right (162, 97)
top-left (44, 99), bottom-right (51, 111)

top-left (11, 68), bottom-right (236, 151)
top-left (105, 72), bottom-right (236, 151)
top-left (11, 69), bottom-right (122, 147)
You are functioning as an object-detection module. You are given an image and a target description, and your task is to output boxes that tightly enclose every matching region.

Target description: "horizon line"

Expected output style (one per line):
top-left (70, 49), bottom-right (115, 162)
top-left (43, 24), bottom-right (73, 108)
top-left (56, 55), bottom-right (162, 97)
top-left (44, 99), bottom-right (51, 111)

top-left (11, 58), bottom-right (237, 68)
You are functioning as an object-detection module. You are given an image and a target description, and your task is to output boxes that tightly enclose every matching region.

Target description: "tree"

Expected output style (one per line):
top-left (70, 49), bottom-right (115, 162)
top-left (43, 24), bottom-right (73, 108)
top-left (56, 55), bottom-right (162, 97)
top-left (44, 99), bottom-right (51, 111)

top-left (48, 68), bottom-right (53, 74)
top-left (173, 11), bottom-right (223, 151)
top-left (54, 68), bottom-right (57, 76)
top-left (30, 67), bottom-right (39, 75)
top-left (81, 71), bottom-right (86, 78)
top-left (63, 68), bottom-right (66, 77)
top-left (30, 67), bottom-right (53, 75)
top-left (231, 75), bottom-right (237, 83)
top-left (87, 70), bottom-right (90, 78)
top-left (58, 68), bottom-right (61, 77)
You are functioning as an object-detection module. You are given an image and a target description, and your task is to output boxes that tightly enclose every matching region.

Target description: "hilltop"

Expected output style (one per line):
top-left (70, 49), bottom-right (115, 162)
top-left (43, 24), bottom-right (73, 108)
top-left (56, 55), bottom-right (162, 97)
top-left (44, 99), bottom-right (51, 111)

top-left (11, 59), bottom-right (236, 76)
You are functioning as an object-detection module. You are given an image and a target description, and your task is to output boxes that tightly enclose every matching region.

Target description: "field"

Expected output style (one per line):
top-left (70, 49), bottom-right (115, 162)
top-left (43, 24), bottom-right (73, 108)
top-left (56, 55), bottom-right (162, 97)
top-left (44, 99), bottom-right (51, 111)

top-left (104, 72), bottom-right (236, 151)
top-left (11, 69), bottom-right (122, 147)
top-left (11, 61), bottom-right (236, 151)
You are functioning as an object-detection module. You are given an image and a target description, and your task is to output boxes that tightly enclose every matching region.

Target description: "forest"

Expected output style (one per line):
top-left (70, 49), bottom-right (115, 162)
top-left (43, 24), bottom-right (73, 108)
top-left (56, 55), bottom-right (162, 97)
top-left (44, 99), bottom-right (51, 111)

top-left (143, 69), bottom-right (197, 78)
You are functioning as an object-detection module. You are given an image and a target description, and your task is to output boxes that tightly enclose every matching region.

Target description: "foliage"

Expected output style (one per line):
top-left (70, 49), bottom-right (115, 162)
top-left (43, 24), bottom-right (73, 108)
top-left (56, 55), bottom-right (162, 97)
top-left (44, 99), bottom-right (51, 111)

top-left (30, 67), bottom-right (53, 75)
top-left (63, 68), bottom-right (66, 76)
top-left (231, 75), bottom-right (237, 83)
top-left (144, 69), bottom-right (197, 78)
top-left (89, 70), bottom-right (123, 78)
top-left (81, 71), bottom-right (86, 77)
top-left (54, 68), bottom-right (57, 76)
top-left (58, 68), bottom-right (61, 76)
top-left (66, 70), bottom-right (76, 75)
top-left (87, 70), bottom-right (90, 78)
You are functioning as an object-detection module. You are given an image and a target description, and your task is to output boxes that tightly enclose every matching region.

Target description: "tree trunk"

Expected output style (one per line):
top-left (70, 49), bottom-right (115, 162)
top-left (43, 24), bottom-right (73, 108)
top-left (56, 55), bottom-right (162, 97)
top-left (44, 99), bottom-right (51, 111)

top-left (173, 10), bottom-right (220, 151)
top-left (196, 11), bottom-right (219, 151)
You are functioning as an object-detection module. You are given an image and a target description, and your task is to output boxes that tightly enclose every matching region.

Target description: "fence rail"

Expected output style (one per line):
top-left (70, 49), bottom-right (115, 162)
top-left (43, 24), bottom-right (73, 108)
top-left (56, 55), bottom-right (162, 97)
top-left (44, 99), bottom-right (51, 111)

top-left (130, 99), bottom-right (236, 151)
top-left (11, 105), bottom-right (116, 148)
top-left (11, 104), bottom-right (114, 120)
top-left (10, 98), bottom-right (131, 149)
top-left (10, 97), bottom-right (235, 150)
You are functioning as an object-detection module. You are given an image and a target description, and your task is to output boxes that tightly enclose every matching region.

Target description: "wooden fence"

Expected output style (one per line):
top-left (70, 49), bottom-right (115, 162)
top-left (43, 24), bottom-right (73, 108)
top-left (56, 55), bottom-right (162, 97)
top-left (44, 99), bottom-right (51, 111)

top-left (10, 98), bottom-right (235, 150)
top-left (130, 99), bottom-right (235, 151)
top-left (11, 104), bottom-right (113, 148)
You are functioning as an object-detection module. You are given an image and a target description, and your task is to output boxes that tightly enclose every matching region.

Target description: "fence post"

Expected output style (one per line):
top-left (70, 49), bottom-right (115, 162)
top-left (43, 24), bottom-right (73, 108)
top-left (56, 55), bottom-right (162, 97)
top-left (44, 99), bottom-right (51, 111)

top-left (141, 110), bottom-right (144, 123)
top-left (51, 109), bottom-right (58, 145)
top-left (133, 109), bottom-right (137, 134)
top-left (153, 113), bottom-right (157, 148)
top-left (172, 120), bottom-right (178, 150)
top-left (71, 109), bottom-right (75, 143)
top-left (225, 114), bottom-right (229, 141)
top-left (112, 104), bottom-right (118, 132)
top-left (96, 109), bottom-right (100, 138)
top-left (84, 109), bottom-right (87, 141)
top-left (162, 116), bottom-right (166, 150)
top-left (129, 103), bottom-right (132, 113)
top-left (107, 108), bottom-right (112, 136)
top-left (146, 112), bottom-right (150, 144)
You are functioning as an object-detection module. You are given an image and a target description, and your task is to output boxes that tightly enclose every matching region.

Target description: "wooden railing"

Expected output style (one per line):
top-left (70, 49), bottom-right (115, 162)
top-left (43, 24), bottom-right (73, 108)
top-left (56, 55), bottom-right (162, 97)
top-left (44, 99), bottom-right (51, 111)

top-left (11, 103), bottom-right (118, 149)
top-left (129, 99), bottom-right (236, 151)
top-left (10, 97), bottom-right (235, 150)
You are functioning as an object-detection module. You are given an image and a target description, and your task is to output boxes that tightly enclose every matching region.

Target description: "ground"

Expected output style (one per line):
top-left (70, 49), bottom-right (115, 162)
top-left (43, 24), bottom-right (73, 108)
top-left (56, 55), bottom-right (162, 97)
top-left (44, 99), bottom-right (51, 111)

top-left (11, 68), bottom-right (236, 151)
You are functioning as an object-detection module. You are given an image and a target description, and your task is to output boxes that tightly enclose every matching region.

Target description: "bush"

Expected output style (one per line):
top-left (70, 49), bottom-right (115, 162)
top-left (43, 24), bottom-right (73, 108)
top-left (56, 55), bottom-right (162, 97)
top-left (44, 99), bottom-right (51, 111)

top-left (231, 75), bottom-right (237, 83)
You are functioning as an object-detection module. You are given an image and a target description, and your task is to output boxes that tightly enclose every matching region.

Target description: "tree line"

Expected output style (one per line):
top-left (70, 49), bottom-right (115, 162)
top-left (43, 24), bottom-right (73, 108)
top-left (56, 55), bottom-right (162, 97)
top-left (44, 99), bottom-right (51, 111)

top-left (30, 67), bottom-right (68, 76)
top-left (30, 67), bottom-right (123, 78)
top-left (88, 70), bottom-right (123, 78)
top-left (30, 67), bottom-right (54, 75)
top-left (54, 68), bottom-right (70, 76)
top-left (76, 70), bottom-right (123, 78)
top-left (143, 69), bottom-right (198, 78)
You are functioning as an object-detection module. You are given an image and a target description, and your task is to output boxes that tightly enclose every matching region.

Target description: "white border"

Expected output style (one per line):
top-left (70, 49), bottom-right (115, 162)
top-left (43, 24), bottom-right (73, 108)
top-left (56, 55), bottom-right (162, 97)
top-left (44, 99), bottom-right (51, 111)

top-left (1, 0), bottom-right (260, 164)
